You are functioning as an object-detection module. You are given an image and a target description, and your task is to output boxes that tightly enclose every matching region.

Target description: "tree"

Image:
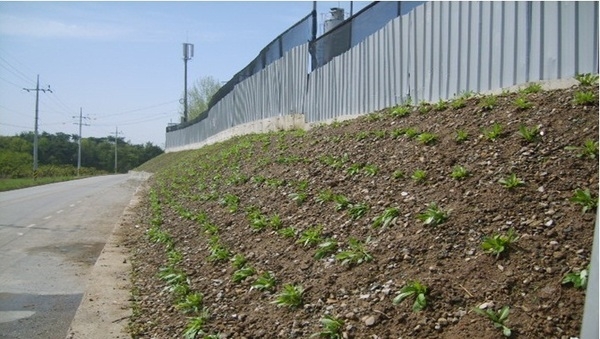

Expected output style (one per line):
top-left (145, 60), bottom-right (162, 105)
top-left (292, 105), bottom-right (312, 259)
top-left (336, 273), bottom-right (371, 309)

top-left (183, 76), bottom-right (221, 121)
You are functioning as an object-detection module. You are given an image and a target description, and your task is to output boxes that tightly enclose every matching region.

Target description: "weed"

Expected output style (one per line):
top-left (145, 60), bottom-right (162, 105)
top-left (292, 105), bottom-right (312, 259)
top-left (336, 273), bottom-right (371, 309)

top-left (391, 128), bottom-right (406, 139)
top-left (314, 239), bottom-right (338, 259)
top-left (269, 214), bottom-right (283, 229)
top-left (411, 169), bottom-right (427, 183)
top-left (393, 281), bottom-right (428, 312)
top-left (247, 207), bottom-right (269, 231)
top-left (208, 243), bottom-right (231, 262)
top-left (182, 310), bottom-right (210, 339)
top-left (451, 97), bottom-right (467, 110)
top-left (573, 90), bottom-right (598, 105)
top-left (570, 188), bottom-right (598, 213)
top-left (417, 202), bottom-right (449, 226)
top-left (499, 173), bottom-right (525, 189)
top-left (451, 165), bottom-right (470, 180)
top-left (514, 95), bottom-right (533, 110)
top-left (336, 238), bottom-right (373, 266)
top-left (347, 163), bottom-right (363, 176)
top-left (231, 254), bottom-right (247, 269)
top-left (315, 189), bottom-right (335, 205)
top-left (417, 132), bottom-right (438, 145)
top-left (520, 83), bottom-right (542, 94)
top-left (390, 105), bottom-right (411, 118)
top-left (473, 305), bottom-right (512, 337)
top-left (562, 266), bottom-right (589, 289)
top-left (518, 125), bottom-right (540, 142)
top-left (404, 127), bottom-right (420, 138)
top-left (176, 292), bottom-right (204, 314)
top-left (297, 225), bottom-right (324, 247)
top-left (278, 226), bottom-right (297, 238)
top-left (566, 139), bottom-right (599, 159)
top-left (575, 73), bottom-right (599, 86)
top-left (148, 227), bottom-right (172, 245)
top-left (348, 203), bottom-right (369, 220)
top-left (232, 266), bottom-right (255, 283)
top-left (167, 249), bottom-right (183, 266)
top-left (289, 192), bottom-right (308, 205)
top-left (393, 170), bottom-right (405, 179)
top-left (356, 131), bottom-right (369, 141)
top-left (418, 101), bottom-right (432, 114)
top-left (481, 228), bottom-right (519, 258)
top-left (202, 222), bottom-right (219, 236)
top-left (373, 130), bottom-right (387, 139)
top-left (455, 129), bottom-right (469, 143)
top-left (311, 315), bottom-right (344, 338)
top-left (219, 193), bottom-right (239, 213)
top-left (363, 164), bottom-right (379, 177)
top-left (252, 271), bottom-right (277, 292)
top-left (366, 112), bottom-right (383, 122)
top-left (433, 99), bottom-right (448, 111)
top-left (479, 94), bottom-right (497, 111)
top-left (483, 123), bottom-right (504, 141)
top-left (272, 284), bottom-right (304, 308)
top-left (372, 207), bottom-right (400, 228)
top-left (334, 194), bottom-right (351, 211)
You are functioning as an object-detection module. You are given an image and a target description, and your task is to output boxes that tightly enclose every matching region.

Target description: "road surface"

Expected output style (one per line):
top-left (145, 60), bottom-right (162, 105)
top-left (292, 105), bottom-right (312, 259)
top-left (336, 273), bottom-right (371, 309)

top-left (0, 174), bottom-right (148, 339)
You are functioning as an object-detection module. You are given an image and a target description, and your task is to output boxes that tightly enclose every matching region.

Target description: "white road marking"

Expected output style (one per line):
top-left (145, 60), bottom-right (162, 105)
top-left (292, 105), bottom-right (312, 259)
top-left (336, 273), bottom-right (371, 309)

top-left (27, 224), bottom-right (36, 228)
top-left (17, 232), bottom-right (23, 236)
top-left (56, 210), bottom-right (64, 214)
top-left (70, 204), bottom-right (75, 207)
top-left (43, 216), bottom-right (52, 220)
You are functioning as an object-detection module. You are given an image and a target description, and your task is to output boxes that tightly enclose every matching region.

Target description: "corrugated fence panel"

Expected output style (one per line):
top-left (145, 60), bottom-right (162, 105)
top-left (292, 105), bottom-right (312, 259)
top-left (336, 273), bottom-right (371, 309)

top-left (167, 1), bottom-right (598, 150)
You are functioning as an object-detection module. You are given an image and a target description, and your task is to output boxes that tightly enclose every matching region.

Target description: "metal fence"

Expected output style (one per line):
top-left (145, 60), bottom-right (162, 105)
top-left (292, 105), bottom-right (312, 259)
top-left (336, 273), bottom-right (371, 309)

top-left (166, 1), bottom-right (598, 148)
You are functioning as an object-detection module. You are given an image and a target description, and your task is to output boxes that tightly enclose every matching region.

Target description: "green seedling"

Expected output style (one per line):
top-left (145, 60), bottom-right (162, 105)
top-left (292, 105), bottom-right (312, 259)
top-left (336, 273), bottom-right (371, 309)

top-left (573, 90), bottom-right (598, 105)
top-left (499, 173), bottom-right (524, 189)
top-left (575, 73), bottom-right (599, 86)
top-left (473, 305), bottom-right (512, 337)
top-left (451, 97), bottom-right (466, 109)
top-left (450, 165), bottom-right (469, 180)
top-left (158, 266), bottom-right (187, 287)
top-left (335, 238), bottom-right (373, 266)
top-left (483, 123), bottom-right (503, 141)
top-left (252, 271), bottom-right (277, 292)
top-left (231, 254), bottom-right (247, 269)
top-left (314, 239), bottom-right (338, 259)
top-left (202, 222), bottom-right (219, 235)
top-left (404, 127), bottom-right (420, 138)
top-left (232, 266), bottom-right (255, 283)
top-left (518, 125), bottom-right (540, 142)
top-left (479, 94), bottom-right (497, 111)
top-left (297, 225), bottom-right (324, 247)
top-left (391, 128), bottom-right (406, 139)
top-left (167, 249), bottom-right (183, 266)
top-left (347, 163), bottom-right (363, 176)
top-left (333, 194), bottom-right (351, 211)
top-left (433, 99), bottom-right (448, 111)
top-left (481, 228), bottom-right (519, 258)
top-left (417, 202), bottom-right (448, 226)
top-left (392, 170), bottom-right (405, 179)
top-left (418, 101), bottom-right (432, 114)
top-left (182, 311), bottom-right (210, 339)
top-left (565, 139), bottom-right (599, 159)
top-left (562, 266), bottom-right (589, 289)
top-left (348, 203), bottom-right (369, 220)
top-left (176, 292), bottom-right (204, 314)
top-left (272, 284), bottom-right (304, 308)
top-left (311, 315), bottom-right (344, 339)
top-left (278, 226), bottom-right (297, 238)
top-left (315, 189), bottom-right (335, 205)
top-left (520, 83), bottom-right (542, 94)
top-left (570, 188), bottom-right (598, 213)
top-left (373, 130), bottom-right (386, 139)
top-left (393, 281), bottom-right (428, 312)
top-left (219, 193), bottom-right (239, 212)
top-left (514, 95), bottom-right (533, 109)
top-left (269, 214), bottom-right (283, 229)
top-left (355, 131), bottom-right (369, 141)
top-left (363, 164), bottom-right (379, 176)
top-left (208, 243), bottom-right (231, 262)
top-left (289, 191), bottom-right (308, 205)
top-left (390, 105), bottom-right (411, 118)
top-left (372, 207), bottom-right (400, 228)
top-left (411, 169), bottom-right (427, 183)
top-left (417, 132), bottom-right (438, 145)
top-left (366, 112), bottom-right (383, 122)
top-left (455, 129), bottom-right (469, 143)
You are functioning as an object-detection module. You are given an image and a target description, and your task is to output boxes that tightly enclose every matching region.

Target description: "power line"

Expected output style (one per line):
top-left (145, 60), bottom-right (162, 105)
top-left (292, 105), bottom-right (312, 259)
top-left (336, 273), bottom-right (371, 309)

top-left (95, 99), bottom-right (179, 118)
top-left (0, 56), bottom-right (35, 86)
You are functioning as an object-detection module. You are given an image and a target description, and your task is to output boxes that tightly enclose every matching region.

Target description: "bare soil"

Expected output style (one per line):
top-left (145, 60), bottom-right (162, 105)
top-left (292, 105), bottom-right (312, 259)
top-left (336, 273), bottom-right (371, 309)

top-left (126, 84), bottom-right (598, 339)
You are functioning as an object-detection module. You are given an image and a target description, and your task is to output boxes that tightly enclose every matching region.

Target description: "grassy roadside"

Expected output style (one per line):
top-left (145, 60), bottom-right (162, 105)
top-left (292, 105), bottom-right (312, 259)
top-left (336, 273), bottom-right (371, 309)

top-left (0, 176), bottom-right (86, 192)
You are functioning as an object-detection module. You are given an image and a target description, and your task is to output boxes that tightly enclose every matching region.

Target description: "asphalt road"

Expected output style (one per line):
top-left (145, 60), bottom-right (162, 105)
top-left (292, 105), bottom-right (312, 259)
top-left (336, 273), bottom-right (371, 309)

top-left (0, 174), bottom-right (148, 339)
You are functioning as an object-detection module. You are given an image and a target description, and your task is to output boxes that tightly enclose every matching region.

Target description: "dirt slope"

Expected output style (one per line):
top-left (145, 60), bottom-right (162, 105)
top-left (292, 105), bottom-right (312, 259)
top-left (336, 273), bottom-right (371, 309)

top-left (127, 82), bottom-right (598, 338)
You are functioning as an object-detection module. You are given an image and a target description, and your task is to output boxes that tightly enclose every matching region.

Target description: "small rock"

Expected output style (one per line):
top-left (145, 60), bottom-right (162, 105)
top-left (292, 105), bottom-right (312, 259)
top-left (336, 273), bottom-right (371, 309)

top-left (345, 312), bottom-right (357, 320)
top-left (438, 318), bottom-right (448, 326)
top-left (478, 302), bottom-right (494, 310)
top-left (363, 315), bottom-right (378, 327)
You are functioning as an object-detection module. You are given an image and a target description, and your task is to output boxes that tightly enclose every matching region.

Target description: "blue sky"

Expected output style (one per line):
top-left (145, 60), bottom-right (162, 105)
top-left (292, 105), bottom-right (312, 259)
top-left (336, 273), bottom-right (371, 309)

top-left (0, 1), bottom-right (369, 148)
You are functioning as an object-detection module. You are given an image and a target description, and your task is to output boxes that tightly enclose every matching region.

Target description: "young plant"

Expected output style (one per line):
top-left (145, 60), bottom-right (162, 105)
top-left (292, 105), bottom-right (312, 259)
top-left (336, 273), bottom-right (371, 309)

top-left (278, 226), bottom-right (297, 238)
top-left (562, 266), bottom-right (589, 289)
top-left (272, 284), bottom-right (304, 308)
top-left (455, 129), bottom-right (469, 143)
top-left (433, 99), bottom-right (448, 111)
top-left (297, 225), bottom-right (324, 247)
top-left (473, 305), bottom-right (512, 337)
top-left (372, 207), bottom-right (400, 228)
top-left (483, 123), bottom-right (503, 141)
top-left (167, 249), bottom-right (184, 266)
top-left (573, 90), bottom-right (598, 105)
top-left (219, 193), bottom-right (239, 213)
top-left (269, 214), bottom-right (283, 229)
top-left (404, 127), bottom-right (420, 138)
top-left (231, 254), bottom-right (247, 269)
top-left (314, 239), bottom-right (338, 259)
top-left (182, 313), bottom-right (210, 339)
top-left (347, 163), bottom-right (363, 176)
top-left (355, 131), bottom-right (369, 141)
top-left (315, 189), bottom-right (335, 205)
top-left (391, 128), bottom-right (406, 139)
top-left (479, 94), bottom-right (497, 111)
top-left (451, 97), bottom-right (466, 109)
top-left (513, 95), bottom-right (533, 110)
top-left (390, 105), bottom-right (411, 118)
top-left (518, 125), bottom-right (540, 142)
top-left (335, 238), bottom-right (373, 266)
top-left (499, 173), bottom-right (524, 189)
top-left (566, 139), bottom-right (599, 159)
top-left (348, 202), bottom-right (369, 220)
top-left (417, 202), bottom-right (448, 226)
top-left (417, 132), bottom-right (438, 145)
top-left (450, 165), bottom-right (469, 180)
top-left (575, 73), bottom-right (599, 87)
top-left (411, 169), bottom-right (427, 183)
top-left (333, 194), bottom-right (351, 211)
top-left (289, 191), bottom-right (308, 205)
top-left (176, 292), bottom-right (204, 314)
top-left (392, 170), bottom-right (405, 179)
top-left (362, 164), bottom-right (379, 176)
top-left (418, 101), bottom-right (432, 114)
top-left (520, 83), bottom-right (542, 94)
top-left (232, 266), bottom-right (256, 283)
top-left (252, 271), bottom-right (277, 292)
top-left (311, 315), bottom-right (344, 339)
top-left (570, 188), bottom-right (598, 213)
top-left (393, 281), bottom-right (428, 312)
top-left (481, 228), bottom-right (519, 258)
top-left (208, 243), bottom-right (231, 262)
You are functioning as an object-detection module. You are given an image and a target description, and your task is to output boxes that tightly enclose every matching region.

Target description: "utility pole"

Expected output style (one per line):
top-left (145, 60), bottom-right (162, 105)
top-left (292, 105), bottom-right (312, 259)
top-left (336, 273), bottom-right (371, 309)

top-left (72, 107), bottom-right (90, 176)
top-left (111, 126), bottom-right (123, 174)
top-left (182, 43), bottom-right (194, 122)
top-left (23, 75), bottom-right (52, 180)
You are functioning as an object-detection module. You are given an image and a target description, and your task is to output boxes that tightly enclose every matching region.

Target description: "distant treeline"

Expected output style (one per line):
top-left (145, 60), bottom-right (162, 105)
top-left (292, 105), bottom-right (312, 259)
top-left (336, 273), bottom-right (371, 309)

top-left (0, 132), bottom-right (163, 178)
